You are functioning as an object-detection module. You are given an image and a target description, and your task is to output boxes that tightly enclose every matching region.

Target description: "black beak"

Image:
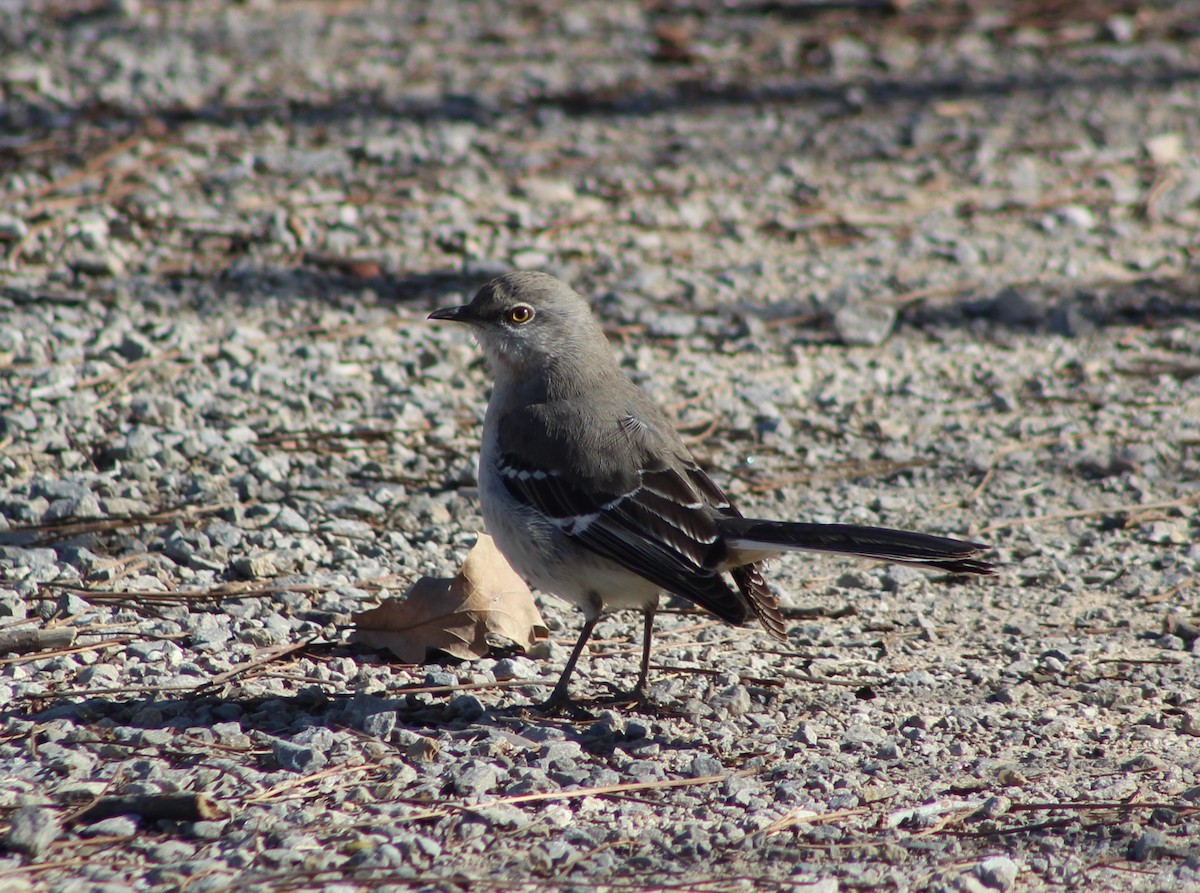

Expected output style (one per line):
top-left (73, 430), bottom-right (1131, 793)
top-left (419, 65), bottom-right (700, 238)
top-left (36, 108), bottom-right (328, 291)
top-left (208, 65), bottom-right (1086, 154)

top-left (428, 305), bottom-right (471, 323)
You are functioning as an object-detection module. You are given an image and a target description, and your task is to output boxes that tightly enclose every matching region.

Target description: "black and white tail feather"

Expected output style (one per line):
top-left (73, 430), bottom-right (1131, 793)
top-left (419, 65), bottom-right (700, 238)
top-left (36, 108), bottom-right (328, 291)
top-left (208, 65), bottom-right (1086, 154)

top-left (721, 518), bottom-right (995, 576)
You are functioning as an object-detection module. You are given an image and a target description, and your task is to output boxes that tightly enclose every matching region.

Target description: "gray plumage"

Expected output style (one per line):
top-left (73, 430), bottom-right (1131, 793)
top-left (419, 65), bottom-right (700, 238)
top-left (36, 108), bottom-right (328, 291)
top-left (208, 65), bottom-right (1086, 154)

top-left (430, 271), bottom-right (993, 711)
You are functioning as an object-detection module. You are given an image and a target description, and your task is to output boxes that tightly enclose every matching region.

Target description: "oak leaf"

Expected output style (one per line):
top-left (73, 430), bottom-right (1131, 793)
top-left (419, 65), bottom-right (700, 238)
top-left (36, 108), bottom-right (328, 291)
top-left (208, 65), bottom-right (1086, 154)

top-left (352, 534), bottom-right (546, 662)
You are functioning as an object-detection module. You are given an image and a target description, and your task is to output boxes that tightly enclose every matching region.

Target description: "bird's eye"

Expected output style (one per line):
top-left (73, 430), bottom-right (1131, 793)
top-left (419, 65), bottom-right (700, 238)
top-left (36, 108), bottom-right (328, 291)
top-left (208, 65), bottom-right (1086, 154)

top-left (506, 304), bottom-right (535, 325)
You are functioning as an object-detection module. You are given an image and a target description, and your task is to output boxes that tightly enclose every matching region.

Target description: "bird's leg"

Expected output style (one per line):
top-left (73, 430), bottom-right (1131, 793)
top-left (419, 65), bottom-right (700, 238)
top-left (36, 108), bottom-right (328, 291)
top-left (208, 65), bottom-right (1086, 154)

top-left (633, 602), bottom-right (656, 699)
top-left (539, 615), bottom-right (599, 715)
top-left (597, 603), bottom-right (658, 708)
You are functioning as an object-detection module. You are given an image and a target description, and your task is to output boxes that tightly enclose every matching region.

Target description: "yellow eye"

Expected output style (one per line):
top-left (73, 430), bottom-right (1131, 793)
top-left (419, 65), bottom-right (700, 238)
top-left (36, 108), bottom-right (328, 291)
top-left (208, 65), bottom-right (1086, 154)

top-left (507, 304), bottom-right (534, 324)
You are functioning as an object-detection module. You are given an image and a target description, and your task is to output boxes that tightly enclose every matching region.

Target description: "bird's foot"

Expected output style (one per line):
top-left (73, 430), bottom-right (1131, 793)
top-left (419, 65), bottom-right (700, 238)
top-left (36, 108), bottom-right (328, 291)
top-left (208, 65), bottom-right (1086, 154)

top-left (593, 682), bottom-right (681, 715)
top-left (529, 689), bottom-right (596, 720)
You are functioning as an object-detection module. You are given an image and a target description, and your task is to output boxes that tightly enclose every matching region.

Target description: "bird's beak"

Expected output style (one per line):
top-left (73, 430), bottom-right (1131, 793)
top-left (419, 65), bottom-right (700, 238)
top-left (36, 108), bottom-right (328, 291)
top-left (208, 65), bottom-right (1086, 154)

top-left (428, 305), bottom-right (471, 323)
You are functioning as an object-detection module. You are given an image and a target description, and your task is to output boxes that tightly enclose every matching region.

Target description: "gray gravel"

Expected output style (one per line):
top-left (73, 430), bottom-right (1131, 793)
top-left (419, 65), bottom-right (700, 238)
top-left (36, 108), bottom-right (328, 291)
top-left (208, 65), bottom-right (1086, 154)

top-left (2, 2), bottom-right (1200, 892)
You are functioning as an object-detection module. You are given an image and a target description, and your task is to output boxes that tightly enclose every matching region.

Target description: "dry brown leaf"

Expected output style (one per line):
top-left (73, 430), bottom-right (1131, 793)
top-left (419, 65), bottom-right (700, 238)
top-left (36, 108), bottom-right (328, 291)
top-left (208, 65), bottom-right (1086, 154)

top-left (352, 534), bottom-right (546, 662)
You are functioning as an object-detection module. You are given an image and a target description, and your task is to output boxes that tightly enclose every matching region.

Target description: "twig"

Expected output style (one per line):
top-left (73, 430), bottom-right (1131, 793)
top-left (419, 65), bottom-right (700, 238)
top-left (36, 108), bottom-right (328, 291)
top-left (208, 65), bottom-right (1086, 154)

top-left (59, 766), bottom-right (127, 826)
top-left (646, 663), bottom-right (785, 688)
top-left (741, 458), bottom-right (934, 493)
top-left (976, 495), bottom-right (1199, 535)
top-left (935, 435), bottom-right (1064, 510)
top-left (1144, 167), bottom-right (1183, 220)
top-left (886, 798), bottom-right (989, 828)
top-left (0, 858), bottom-right (95, 879)
top-left (1145, 580), bottom-right (1192, 605)
top-left (48, 581), bottom-right (325, 603)
top-left (192, 639), bottom-right (315, 693)
top-left (71, 348), bottom-right (188, 391)
top-left (678, 415), bottom-right (723, 445)
top-left (764, 806), bottom-right (872, 834)
top-left (10, 130), bottom-right (147, 202)
top-left (0, 637), bottom-right (133, 666)
top-left (776, 669), bottom-right (877, 688)
top-left (75, 793), bottom-right (224, 825)
top-left (1096, 656), bottom-right (1183, 666)
top-left (881, 281), bottom-right (983, 308)
top-left (1086, 861), bottom-right (1161, 876)
top-left (1007, 800), bottom-right (1196, 812)
top-left (1116, 356), bottom-right (1200, 379)
top-left (398, 770), bottom-right (756, 822)
top-left (949, 817), bottom-right (1077, 838)
top-left (8, 683), bottom-right (199, 701)
top-left (245, 764), bottom-right (379, 804)
top-left (0, 627), bottom-right (77, 656)
top-left (388, 678), bottom-right (552, 696)
top-left (6, 500), bottom-right (245, 544)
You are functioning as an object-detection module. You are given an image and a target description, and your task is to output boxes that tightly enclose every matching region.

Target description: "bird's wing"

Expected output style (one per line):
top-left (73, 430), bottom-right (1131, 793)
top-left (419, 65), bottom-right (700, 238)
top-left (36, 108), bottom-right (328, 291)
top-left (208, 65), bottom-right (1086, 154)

top-left (495, 402), bottom-right (750, 625)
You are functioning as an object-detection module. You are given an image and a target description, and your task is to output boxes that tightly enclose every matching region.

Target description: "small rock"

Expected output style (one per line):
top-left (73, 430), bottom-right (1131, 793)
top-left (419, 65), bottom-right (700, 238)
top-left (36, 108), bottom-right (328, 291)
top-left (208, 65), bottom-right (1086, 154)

top-left (405, 737), bottom-right (440, 763)
top-left (42, 492), bottom-right (104, 522)
top-left (516, 178), bottom-right (576, 204)
top-left (4, 806), bottom-right (62, 855)
top-left (0, 213), bottom-right (29, 241)
top-left (80, 815), bottom-right (139, 837)
top-left (711, 684), bottom-right (752, 717)
top-left (832, 301), bottom-right (895, 346)
top-left (447, 694), bottom-right (485, 720)
top-left (1106, 15), bottom-right (1135, 42)
top-left (69, 250), bottom-right (126, 277)
top-left (645, 312), bottom-right (698, 339)
top-left (275, 739), bottom-right (327, 773)
top-left (492, 657), bottom-right (539, 680)
top-left (976, 855), bottom-right (1019, 890)
top-left (1056, 205), bottom-right (1095, 231)
top-left (1145, 133), bottom-right (1183, 165)
top-left (75, 664), bottom-right (122, 686)
top-left (625, 760), bottom-right (664, 782)
top-left (118, 333), bottom-right (156, 362)
top-left (233, 553), bottom-right (278, 578)
top-left (111, 427), bottom-right (160, 460)
top-left (1121, 753), bottom-right (1166, 772)
top-left (689, 754), bottom-right (724, 778)
top-left (978, 795), bottom-right (1012, 819)
top-left (511, 249), bottom-right (550, 270)
top-left (271, 506), bottom-right (311, 533)
top-left (1129, 830), bottom-right (1166, 862)
top-left (361, 711), bottom-right (396, 738)
top-left (1143, 520), bottom-right (1189, 545)
top-left (828, 35), bottom-right (872, 76)
top-left (454, 761), bottom-right (500, 797)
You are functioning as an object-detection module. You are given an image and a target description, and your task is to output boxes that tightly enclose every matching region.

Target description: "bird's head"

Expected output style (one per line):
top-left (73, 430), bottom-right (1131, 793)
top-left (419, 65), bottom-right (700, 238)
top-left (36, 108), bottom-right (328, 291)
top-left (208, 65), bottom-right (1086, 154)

top-left (429, 271), bottom-right (607, 378)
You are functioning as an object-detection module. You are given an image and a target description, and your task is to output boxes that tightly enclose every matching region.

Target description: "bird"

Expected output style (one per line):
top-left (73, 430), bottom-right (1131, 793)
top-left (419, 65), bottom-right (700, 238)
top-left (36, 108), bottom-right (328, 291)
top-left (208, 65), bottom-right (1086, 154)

top-left (429, 271), bottom-right (994, 712)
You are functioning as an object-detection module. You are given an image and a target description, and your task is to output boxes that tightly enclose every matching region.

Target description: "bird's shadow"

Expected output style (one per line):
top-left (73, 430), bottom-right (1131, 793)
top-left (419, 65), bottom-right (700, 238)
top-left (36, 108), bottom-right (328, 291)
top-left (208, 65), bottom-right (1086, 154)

top-left (4, 652), bottom-right (729, 770)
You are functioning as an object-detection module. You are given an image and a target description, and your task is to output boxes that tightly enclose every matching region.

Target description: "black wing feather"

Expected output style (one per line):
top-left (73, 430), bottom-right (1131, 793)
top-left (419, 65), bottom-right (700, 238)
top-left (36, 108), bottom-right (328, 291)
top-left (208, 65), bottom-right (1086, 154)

top-left (496, 447), bottom-right (751, 625)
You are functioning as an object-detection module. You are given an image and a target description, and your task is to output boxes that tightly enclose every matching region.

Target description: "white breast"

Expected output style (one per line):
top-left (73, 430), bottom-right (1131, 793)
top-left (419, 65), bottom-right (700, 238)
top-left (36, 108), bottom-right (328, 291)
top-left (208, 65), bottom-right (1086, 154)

top-left (477, 410), bottom-right (661, 619)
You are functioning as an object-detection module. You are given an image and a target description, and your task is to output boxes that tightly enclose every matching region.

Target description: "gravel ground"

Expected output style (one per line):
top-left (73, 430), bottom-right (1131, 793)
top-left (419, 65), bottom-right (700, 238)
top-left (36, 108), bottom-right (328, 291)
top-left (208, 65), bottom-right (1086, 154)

top-left (2, 1), bottom-right (1200, 891)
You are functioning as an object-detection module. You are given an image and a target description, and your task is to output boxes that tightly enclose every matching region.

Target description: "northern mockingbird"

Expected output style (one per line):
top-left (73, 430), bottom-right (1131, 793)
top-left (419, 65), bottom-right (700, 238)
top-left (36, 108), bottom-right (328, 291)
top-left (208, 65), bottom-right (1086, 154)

top-left (430, 271), bottom-right (993, 711)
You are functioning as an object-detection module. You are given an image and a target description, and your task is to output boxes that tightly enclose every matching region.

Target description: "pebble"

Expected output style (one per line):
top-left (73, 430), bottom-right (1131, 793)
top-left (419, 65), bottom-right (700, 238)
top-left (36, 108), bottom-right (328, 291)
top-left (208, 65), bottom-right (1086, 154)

top-left (4, 806), bottom-right (62, 855)
top-left (79, 816), bottom-right (139, 838)
top-left (492, 656), bottom-right (540, 680)
top-left (0, 8), bottom-right (1194, 893)
top-left (274, 738), bottom-right (328, 774)
top-left (976, 855), bottom-right (1020, 890)
top-left (832, 301), bottom-right (896, 346)
top-left (711, 684), bottom-right (752, 717)
top-left (271, 505), bottom-right (312, 533)
top-left (453, 761), bottom-right (502, 797)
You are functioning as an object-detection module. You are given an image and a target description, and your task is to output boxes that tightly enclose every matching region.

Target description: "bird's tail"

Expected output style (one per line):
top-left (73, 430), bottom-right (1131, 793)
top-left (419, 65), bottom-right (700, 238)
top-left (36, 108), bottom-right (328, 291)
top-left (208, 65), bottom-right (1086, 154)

top-left (720, 519), bottom-right (994, 575)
